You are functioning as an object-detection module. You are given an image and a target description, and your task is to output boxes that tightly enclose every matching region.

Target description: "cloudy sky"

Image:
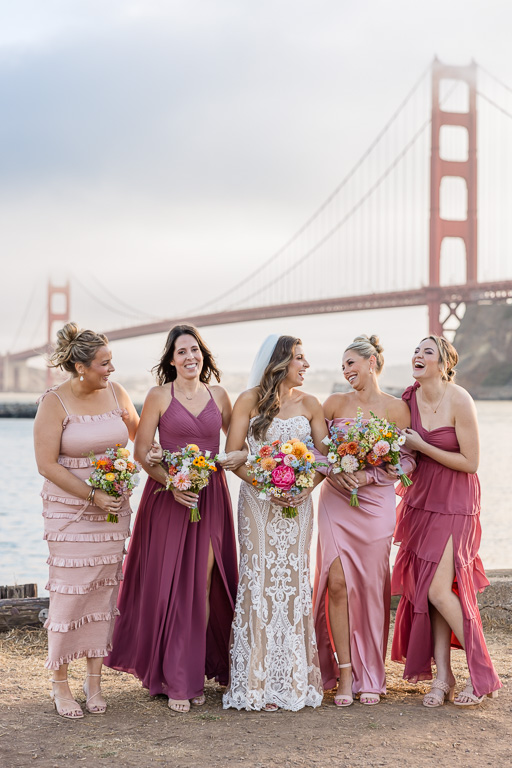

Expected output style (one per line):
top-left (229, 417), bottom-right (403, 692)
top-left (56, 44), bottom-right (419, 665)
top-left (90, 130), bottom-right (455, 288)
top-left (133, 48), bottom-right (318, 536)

top-left (1, 0), bottom-right (511, 383)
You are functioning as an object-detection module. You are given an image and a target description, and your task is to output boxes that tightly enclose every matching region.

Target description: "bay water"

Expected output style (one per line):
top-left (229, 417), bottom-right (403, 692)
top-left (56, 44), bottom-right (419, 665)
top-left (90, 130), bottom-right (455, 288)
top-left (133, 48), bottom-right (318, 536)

top-left (0, 400), bottom-right (509, 594)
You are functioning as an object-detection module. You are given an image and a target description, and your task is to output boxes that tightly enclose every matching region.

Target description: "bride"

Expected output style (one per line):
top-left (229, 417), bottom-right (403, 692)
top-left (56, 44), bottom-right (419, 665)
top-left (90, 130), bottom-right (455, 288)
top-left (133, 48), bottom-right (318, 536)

top-left (222, 335), bottom-right (326, 711)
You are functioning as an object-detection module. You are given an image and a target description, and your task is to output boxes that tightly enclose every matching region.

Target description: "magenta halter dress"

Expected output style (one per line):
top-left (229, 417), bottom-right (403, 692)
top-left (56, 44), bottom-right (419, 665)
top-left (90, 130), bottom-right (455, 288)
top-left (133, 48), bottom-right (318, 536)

top-left (391, 383), bottom-right (501, 698)
top-left (105, 384), bottom-right (238, 701)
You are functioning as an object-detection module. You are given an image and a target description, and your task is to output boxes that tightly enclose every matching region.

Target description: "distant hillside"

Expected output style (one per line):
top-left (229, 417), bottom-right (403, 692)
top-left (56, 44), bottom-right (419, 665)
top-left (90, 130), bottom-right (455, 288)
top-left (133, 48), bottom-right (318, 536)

top-left (454, 303), bottom-right (512, 399)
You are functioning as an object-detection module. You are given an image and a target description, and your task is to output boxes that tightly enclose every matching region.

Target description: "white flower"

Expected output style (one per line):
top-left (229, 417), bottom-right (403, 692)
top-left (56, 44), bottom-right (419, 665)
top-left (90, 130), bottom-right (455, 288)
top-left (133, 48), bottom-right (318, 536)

top-left (205, 450), bottom-right (211, 458)
top-left (397, 434), bottom-right (406, 446)
top-left (391, 442), bottom-right (400, 453)
top-left (321, 435), bottom-right (331, 446)
top-left (216, 450), bottom-right (227, 461)
top-left (327, 452), bottom-right (337, 463)
top-left (114, 458), bottom-right (127, 471)
top-left (332, 467), bottom-right (341, 474)
top-left (258, 491), bottom-right (267, 500)
top-left (340, 454), bottom-right (359, 473)
top-left (132, 474), bottom-right (140, 486)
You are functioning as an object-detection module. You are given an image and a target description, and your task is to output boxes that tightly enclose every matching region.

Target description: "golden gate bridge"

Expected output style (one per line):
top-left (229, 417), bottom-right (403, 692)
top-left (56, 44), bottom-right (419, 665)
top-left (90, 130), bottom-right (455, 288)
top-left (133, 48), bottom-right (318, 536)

top-left (3, 58), bottom-right (512, 390)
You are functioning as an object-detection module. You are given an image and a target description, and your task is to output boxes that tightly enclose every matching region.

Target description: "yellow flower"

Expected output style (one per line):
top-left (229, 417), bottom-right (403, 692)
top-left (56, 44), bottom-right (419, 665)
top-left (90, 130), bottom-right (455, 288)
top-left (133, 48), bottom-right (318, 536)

top-left (105, 473), bottom-right (116, 482)
top-left (193, 457), bottom-right (202, 466)
top-left (304, 452), bottom-right (314, 462)
top-left (281, 442), bottom-right (294, 454)
top-left (292, 442), bottom-right (307, 458)
top-left (187, 443), bottom-right (200, 453)
top-left (117, 447), bottom-right (130, 459)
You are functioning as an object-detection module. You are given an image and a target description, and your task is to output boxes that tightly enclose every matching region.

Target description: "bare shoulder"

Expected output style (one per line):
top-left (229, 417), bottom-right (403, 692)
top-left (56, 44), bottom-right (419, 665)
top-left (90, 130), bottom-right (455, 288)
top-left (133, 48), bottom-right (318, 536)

top-left (235, 387), bottom-right (259, 407)
top-left (208, 383), bottom-right (231, 408)
top-left (451, 382), bottom-right (476, 411)
top-left (111, 381), bottom-right (133, 406)
top-left (323, 392), bottom-right (351, 418)
top-left (383, 393), bottom-right (409, 420)
top-left (36, 388), bottom-right (67, 420)
top-left (301, 391), bottom-right (323, 415)
top-left (142, 384), bottom-right (171, 410)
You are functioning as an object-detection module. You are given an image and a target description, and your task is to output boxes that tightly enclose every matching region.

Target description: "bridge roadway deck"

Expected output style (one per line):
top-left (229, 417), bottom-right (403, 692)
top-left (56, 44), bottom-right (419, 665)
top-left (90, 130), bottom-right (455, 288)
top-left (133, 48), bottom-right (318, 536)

top-left (7, 279), bottom-right (512, 362)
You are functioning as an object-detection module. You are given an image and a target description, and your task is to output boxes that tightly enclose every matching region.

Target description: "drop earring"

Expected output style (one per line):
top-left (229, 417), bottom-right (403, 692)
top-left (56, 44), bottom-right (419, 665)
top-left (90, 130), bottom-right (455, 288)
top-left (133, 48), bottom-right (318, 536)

top-left (79, 375), bottom-right (84, 382)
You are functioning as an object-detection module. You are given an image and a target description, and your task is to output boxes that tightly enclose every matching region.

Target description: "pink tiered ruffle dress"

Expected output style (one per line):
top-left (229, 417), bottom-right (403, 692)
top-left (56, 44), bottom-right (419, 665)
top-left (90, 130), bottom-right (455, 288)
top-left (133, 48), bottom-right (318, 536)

top-left (391, 383), bottom-right (502, 698)
top-left (40, 384), bottom-right (131, 670)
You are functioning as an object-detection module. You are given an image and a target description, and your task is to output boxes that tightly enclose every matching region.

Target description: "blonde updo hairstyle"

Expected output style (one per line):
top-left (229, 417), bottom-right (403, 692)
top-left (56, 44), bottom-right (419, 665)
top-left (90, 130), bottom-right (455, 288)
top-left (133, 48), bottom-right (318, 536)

top-left (344, 334), bottom-right (384, 375)
top-left (422, 335), bottom-right (458, 381)
top-left (49, 322), bottom-right (109, 376)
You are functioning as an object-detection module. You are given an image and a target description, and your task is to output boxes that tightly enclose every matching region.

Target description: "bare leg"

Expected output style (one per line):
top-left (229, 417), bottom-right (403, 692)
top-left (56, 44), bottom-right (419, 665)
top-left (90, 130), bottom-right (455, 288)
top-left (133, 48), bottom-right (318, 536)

top-left (190, 541), bottom-right (216, 708)
top-left (84, 657), bottom-right (107, 713)
top-left (423, 536), bottom-right (461, 706)
top-left (327, 557), bottom-right (352, 704)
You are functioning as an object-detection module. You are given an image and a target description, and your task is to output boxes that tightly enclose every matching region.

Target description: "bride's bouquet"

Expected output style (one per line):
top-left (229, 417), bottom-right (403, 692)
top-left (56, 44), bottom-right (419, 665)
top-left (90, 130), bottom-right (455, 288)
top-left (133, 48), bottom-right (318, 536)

top-left (87, 445), bottom-right (141, 522)
top-left (246, 438), bottom-right (324, 518)
top-left (161, 443), bottom-right (218, 522)
top-left (322, 408), bottom-right (412, 507)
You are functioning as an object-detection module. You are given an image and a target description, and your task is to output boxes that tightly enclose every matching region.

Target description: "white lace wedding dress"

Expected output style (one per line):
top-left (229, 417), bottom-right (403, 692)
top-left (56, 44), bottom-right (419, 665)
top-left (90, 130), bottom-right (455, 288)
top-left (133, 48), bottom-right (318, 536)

top-left (223, 416), bottom-right (323, 711)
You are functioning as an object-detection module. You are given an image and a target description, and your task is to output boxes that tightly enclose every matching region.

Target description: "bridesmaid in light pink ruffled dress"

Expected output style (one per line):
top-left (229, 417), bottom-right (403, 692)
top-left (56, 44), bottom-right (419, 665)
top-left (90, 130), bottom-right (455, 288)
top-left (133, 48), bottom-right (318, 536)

top-left (313, 335), bottom-right (415, 707)
top-left (34, 323), bottom-right (139, 719)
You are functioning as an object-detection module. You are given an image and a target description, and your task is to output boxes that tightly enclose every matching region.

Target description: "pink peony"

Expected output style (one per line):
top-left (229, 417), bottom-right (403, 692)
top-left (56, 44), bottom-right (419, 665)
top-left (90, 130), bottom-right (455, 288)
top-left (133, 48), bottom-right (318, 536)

top-left (283, 454), bottom-right (295, 467)
top-left (373, 440), bottom-right (390, 457)
top-left (271, 464), bottom-right (295, 491)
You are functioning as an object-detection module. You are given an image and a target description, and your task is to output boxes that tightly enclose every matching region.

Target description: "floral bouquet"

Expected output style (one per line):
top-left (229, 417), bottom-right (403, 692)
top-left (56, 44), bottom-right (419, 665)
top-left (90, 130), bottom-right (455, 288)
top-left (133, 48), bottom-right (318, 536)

top-left (322, 408), bottom-right (412, 507)
top-left (246, 438), bottom-right (324, 518)
top-left (87, 445), bottom-right (141, 522)
top-left (161, 443), bottom-right (218, 522)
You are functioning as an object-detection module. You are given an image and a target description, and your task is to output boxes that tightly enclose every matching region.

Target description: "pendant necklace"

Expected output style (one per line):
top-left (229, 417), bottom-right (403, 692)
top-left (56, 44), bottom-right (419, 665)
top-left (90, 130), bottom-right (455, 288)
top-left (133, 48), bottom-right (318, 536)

top-left (176, 385), bottom-right (198, 401)
top-left (421, 383), bottom-right (447, 413)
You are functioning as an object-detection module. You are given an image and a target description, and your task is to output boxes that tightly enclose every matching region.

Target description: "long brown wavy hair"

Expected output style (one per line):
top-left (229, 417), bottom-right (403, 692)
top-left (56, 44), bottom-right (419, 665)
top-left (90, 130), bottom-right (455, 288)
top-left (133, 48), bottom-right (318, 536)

top-left (250, 335), bottom-right (301, 441)
top-left (153, 324), bottom-right (221, 385)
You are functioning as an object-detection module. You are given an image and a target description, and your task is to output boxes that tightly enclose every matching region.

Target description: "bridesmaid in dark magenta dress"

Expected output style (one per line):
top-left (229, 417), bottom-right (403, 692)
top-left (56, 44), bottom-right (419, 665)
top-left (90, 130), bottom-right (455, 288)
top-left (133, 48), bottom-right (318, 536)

top-left (391, 335), bottom-right (501, 707)
top-left (105, 325), bottom-right (244, 713)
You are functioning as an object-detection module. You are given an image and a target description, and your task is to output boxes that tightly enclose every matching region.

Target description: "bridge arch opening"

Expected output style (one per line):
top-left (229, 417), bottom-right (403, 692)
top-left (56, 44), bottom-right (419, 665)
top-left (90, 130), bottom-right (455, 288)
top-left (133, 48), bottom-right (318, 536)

top-left (440, 125), bottom-right (469, 162)
top-left (440, 176), bottom-right (468, 221)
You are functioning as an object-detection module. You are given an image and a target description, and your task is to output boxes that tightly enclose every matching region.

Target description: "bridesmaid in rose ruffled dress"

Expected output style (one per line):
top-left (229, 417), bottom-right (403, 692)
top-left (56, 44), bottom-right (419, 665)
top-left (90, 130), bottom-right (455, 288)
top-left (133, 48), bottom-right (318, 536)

top-left (105, 325), bottom-right (244, 713)
top-left (34, 323), bottom-right (139, 719)
top-left (313, 335), bottom-right (415, 707)
top-left (392, 335), bottom-right (501, 707)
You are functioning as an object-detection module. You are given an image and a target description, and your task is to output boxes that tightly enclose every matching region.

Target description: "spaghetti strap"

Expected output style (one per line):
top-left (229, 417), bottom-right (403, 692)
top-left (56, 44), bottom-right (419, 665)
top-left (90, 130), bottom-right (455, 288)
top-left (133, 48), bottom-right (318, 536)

top-left (204, 384), bottom-right (213, 400)
top-left (171, 382), bottom-right (175, 396)
top-left (109, 380), bottom-right (120, 409)
top-left (45, 389), bottom-right (71, 416)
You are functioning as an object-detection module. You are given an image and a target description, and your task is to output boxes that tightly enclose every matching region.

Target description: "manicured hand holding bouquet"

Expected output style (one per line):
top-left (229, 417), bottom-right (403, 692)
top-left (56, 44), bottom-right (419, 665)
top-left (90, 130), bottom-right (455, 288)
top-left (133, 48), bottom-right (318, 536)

top-left (161, 443), bottom-right (218, 522)
top-left (246, 438), bottom-right (324, 518)
top-left (87, 445), bottom-right (141, 522)
top-left (322, 408), bottom-right (412, 507)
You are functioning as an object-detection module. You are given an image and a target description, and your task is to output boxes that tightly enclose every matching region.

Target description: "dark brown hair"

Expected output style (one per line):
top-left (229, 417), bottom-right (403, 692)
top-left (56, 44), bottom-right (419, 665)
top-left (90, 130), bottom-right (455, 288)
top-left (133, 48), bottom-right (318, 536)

top-left (48, 322), bottom-right (108, 375)
top-left (153, 324), bottom-right (221, 385)
top-left (251, 335), bottom-right (301, 441)
top-left (422, 335), bottom-right (458, 381)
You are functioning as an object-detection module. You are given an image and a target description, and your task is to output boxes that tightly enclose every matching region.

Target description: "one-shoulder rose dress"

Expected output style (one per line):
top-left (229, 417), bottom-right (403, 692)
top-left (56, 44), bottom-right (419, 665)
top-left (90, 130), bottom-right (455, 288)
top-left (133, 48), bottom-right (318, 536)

top-left (105, 384), bottom-right (238, 701)
top-left (40, 383), bottom-right (131, 670)
top-left (313, 417), bottom-right (415, 696)
top-left (391, 383), bottom-right (501, 698)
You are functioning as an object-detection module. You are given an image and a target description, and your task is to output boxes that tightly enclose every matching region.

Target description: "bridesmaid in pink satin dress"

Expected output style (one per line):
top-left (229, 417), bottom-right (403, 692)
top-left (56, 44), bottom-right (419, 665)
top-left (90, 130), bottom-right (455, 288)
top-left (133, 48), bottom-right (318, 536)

top-left (313, 335), bottom-right (415, 706)
top-left (391, 335), bottom-right (501, 707)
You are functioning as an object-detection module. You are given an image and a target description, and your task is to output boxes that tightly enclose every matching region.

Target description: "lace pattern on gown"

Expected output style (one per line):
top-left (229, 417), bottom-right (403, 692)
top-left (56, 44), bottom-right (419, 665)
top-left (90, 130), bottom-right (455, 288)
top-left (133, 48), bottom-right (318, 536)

top-left (223, 416), bottom-right (323, 711)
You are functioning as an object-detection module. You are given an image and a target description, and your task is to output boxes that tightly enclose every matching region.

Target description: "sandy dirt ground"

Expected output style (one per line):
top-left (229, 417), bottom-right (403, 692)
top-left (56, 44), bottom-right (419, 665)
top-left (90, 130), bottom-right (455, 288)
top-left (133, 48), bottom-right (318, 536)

top-left (0, 624), bottom-right (510, 768)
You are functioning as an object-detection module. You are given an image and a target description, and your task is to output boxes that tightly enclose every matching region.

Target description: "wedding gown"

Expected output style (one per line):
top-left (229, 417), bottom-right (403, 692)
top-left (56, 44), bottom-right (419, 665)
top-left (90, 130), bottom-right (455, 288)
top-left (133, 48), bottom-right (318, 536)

top-left (223, 415), bottom-right (323, 711)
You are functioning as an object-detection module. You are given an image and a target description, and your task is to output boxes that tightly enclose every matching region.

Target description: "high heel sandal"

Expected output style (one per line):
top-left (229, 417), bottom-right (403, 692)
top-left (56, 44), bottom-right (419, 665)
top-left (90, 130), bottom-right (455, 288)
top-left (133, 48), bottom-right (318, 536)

top-left (334, 663), bottom-right (353, 707)
top-left (454, 678), bottom-right (499, 707)
top-left (50, 678), bottom-right (84, 719)
top-left (83, 673), bottom-right (107, 714)
top-left (422, 679), bottom-right (455, 708)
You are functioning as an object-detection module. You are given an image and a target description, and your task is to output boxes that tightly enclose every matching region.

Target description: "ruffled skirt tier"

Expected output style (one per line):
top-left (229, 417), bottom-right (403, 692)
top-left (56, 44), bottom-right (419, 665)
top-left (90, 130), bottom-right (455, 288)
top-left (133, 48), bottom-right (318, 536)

top-left (42, 467), bottom-right (130, 670)
top-left (391, 502), bottom-right (502, 698)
